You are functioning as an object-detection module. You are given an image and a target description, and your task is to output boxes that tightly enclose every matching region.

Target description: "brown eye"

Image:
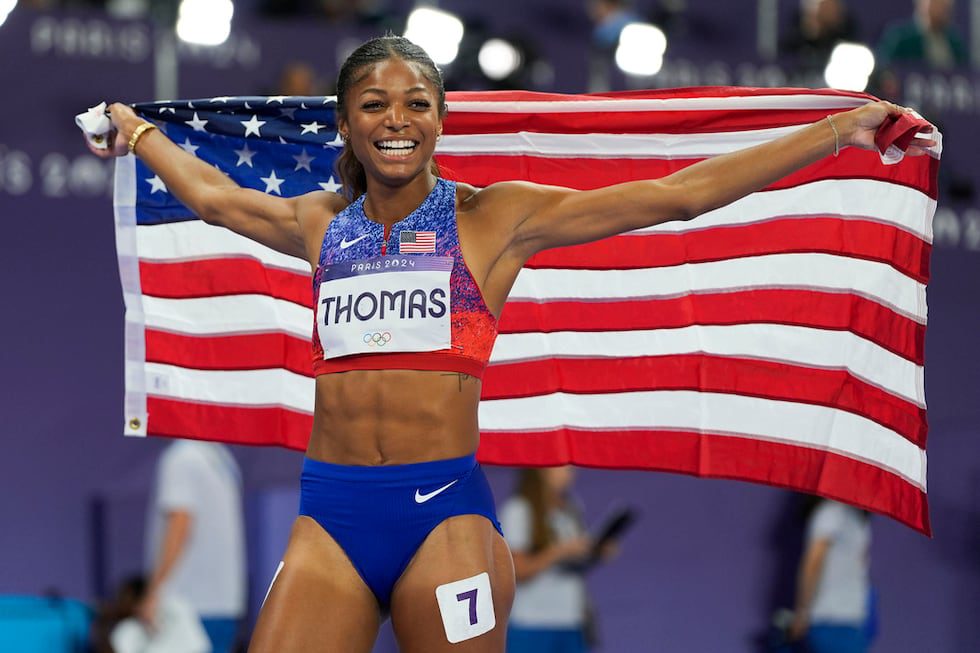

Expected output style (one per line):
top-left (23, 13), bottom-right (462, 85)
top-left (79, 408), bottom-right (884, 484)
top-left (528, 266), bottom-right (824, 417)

top-left (362, 101), bottom-right (383, 111)
top-left (410, 100), bottom-right (431, 110)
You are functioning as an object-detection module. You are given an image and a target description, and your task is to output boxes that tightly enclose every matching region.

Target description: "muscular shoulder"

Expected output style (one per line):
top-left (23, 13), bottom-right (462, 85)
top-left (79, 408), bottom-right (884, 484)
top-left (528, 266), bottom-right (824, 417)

top-left (456, 180), bottom-right (559, 230)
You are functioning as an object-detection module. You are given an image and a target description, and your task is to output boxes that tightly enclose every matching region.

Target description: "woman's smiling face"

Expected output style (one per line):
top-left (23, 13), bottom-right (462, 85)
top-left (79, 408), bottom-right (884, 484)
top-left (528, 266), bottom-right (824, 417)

top-left (338, 57), bottom-right (444, 188)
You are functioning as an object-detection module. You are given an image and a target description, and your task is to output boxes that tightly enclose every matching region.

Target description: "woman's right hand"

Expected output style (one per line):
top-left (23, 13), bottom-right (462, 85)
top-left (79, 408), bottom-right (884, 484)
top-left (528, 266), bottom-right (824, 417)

top-left (85, 102), bottom-right (144, 159)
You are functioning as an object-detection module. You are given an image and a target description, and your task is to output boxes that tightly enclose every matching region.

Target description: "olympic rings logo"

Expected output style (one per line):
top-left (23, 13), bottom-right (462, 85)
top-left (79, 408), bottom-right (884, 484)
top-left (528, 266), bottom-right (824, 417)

top-left (363, 332), bottom-right (392, 347)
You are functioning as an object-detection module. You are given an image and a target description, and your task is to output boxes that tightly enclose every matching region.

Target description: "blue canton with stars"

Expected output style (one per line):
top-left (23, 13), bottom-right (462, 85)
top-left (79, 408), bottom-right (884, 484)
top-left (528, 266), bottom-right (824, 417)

top-left (131, 96), bottom-right (344, 226)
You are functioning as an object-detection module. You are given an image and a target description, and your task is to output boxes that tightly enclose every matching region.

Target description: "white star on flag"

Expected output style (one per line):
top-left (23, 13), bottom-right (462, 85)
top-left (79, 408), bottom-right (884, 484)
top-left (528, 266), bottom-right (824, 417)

top-left (300, 121), bottom-right (324, 134)
top-left (233, 144), bottom-right (256, 167)
top-left (327, 133), bottom-right (344, 148)
top-left (293, 149), bottom-right (315, 172)
top-left (241, 115), bottom-right (266, 137)
top-left (158, 106), bottom-right (176, 114)
top-left (146, 175), bottom-right (168, 194)
top-left (266, 96), bottom-right (288, 104)
top-left (210, 96), bottom-right (232, 103)
top-left (260, 170), bottom-right (285, 195)
top-left (318, 176), bottom-right (342, 193)
top-left (179, 138), bottom-right (200, 155)
top-left (185, 112), bottom-right (208, 132)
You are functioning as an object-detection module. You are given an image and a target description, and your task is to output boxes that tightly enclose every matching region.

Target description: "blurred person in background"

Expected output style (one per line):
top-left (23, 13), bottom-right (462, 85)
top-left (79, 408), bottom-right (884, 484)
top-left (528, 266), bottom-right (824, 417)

top-left (91, 576), bottom-right (211, 653)
top-left (142, 440), bottom-right (246, 653)
top-left (501, 467), bottom-right (611, 653)
top-left (788, 498), bottom-right (874, 653)
top-left (587, 0), bottom-right (643, 52)
top-left (277, 61), bottom-right (320, 96)
top-left (780, 0), bottom-right (858, 72)
top-left (877, 0), bottom-right (966, 69)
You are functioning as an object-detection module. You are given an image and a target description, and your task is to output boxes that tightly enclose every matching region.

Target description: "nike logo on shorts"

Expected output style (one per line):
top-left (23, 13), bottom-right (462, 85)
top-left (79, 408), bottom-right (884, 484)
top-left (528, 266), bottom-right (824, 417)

top-left (415, 479), bottom-right (458, 504)
top-left (340, 234), bottom-right (370, 249)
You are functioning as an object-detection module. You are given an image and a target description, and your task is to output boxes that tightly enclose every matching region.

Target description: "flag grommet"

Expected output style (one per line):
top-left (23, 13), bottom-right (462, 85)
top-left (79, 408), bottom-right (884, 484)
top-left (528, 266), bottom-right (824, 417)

top-left (128, 417), bottom-right (142, 431)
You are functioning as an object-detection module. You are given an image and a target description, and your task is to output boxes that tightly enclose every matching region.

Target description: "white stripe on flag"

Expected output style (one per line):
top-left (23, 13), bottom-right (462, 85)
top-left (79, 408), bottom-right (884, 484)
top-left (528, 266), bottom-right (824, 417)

top-left (511, 253), bottom-right (927, 322)
top-left (477, 391), bottom-right (926, 489)
top-left (143, 294), bottom-right (312, 339)
top-left (138, 221), bottom-right (311, 271)
top-left (490, 325), bottom-right (924, 405)
top-left (438, 126), bottom-right (809, 158)
top-left (144, 362), bottom-right (314, 414)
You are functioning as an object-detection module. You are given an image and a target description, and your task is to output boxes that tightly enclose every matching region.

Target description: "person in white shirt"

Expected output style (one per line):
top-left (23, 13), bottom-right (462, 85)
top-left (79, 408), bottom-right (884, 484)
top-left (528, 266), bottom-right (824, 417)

top-left (500, 467), bottom-right (595, 652)
top-left (142, 440), bottom-right (246, 653)
top-left (790, 499), bottom-right (872, 653)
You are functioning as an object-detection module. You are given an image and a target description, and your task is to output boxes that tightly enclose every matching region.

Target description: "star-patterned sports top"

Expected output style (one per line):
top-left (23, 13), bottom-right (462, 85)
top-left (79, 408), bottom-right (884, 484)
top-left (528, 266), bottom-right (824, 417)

top-left (312, 178), bottom-right (498, 378)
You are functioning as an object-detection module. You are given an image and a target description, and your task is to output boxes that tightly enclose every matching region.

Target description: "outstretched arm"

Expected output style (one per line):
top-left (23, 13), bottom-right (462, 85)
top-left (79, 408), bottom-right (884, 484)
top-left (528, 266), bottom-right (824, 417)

top-left (497, 101), bottom-right (934, 260)
top-left (789, 537), bottom-right (831, 640)
top-left (89, 103), bottom-right (341, 267)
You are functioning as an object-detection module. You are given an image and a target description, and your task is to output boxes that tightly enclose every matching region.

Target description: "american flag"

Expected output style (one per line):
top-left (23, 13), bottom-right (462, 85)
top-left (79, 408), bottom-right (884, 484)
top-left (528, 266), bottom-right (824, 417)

top-left (399, 230), bottom-right (437, 253)
top-left (116, 89), bottom-right (938, 534)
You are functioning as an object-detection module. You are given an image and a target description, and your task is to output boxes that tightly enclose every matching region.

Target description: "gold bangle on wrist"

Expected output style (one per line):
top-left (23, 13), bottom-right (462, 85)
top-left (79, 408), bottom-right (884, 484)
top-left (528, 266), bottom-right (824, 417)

top-left (128, 122), bottom-right (158, 154)
top-left (825, 114), bottom-right (840, 157)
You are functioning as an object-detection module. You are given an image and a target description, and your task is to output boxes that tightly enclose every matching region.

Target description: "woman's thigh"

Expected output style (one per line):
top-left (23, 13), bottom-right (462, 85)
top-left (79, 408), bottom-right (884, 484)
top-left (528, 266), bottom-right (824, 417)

top-left (248, 516), bottom-right (381, 653)
top-left (389, 515), bottom-right (515, 653)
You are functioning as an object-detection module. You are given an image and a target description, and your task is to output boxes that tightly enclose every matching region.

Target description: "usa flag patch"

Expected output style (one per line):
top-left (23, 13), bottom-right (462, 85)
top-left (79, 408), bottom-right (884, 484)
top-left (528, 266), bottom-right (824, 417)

top-left (399, 230), bottom-right (436, 253)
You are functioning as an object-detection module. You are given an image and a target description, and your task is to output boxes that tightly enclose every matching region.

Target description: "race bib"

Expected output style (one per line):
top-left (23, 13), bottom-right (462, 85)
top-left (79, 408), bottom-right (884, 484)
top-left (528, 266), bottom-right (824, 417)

top-left (317, 255), bottom-right (452, 359)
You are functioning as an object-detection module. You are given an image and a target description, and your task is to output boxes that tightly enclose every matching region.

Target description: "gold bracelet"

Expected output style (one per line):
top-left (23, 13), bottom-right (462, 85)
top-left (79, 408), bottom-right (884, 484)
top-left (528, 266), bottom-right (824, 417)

top-left (826, 115), bottom-right (840, 157)
top-left (128, 122), bottom-right (158, 154)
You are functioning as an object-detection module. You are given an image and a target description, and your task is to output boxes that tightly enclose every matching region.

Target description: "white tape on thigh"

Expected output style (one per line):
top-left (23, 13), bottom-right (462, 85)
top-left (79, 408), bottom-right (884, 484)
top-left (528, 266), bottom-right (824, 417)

top-left (435, 572), bottom-right (495, 644)
top-left (261, 561), bottom-right (285, 607)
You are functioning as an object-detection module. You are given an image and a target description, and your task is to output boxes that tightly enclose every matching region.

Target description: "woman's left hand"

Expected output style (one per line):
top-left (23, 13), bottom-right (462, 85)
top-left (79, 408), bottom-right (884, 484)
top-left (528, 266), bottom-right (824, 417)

top-left (842, 101), bottom-right (937, 156)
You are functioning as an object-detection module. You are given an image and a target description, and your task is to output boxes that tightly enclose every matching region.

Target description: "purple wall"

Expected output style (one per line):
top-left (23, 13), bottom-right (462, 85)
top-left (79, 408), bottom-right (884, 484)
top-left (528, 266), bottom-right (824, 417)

top-left (2, 5), bottom-right (979, 652)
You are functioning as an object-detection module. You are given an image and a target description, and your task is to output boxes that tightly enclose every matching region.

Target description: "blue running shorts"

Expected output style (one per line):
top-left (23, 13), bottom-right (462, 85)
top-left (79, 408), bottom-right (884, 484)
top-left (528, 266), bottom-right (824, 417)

top-left (299, 454), bottom-right (502, 608)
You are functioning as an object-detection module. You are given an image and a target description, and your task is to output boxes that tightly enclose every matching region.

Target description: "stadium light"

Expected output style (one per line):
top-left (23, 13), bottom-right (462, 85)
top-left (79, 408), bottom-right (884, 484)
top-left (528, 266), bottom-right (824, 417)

top-left (404, 6), bottom-right (465, 66)
top-left (0, 0), bottom-right (17, 29)
top-left (478, 39), bottom-right (523, 81)
top-left (176, 0), bottom-right (234, 47)
top-left (824, 42), bottom-right (875, 92)
top-left (615, 22), bottom-right (668, 77)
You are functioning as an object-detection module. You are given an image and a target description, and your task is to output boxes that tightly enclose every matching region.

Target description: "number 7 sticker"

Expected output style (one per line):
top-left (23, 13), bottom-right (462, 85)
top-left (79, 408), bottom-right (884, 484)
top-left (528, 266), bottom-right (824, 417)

top-left (435, 572), bottom-right (495, 643)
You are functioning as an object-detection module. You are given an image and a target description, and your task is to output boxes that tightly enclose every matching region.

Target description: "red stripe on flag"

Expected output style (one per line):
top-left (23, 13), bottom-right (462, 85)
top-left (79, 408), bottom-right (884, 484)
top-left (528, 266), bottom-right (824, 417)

top-left (145, 329), bottom-right (314, 376)
top-left (140, 259), bottom-right (312, 307)
top-left (437, 150), bottom-right (940, 199)
top-left (526, 217), bottom-right (931, 283)
top-left (499, 290), bottom-right (924, 365)
top-left (147, 396), bottom-right (312, 450)
top-left (475, 428), bottom-right (929, 535)
top-left (482, 355), bottom-right (926, 446)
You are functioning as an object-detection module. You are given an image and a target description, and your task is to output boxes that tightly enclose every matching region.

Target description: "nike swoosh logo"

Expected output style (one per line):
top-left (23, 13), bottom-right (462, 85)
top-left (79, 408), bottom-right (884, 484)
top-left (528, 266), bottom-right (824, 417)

top-left (339, 234), bottom-right (370, 249)
top-left (415, 479), bottom-right (458, 504)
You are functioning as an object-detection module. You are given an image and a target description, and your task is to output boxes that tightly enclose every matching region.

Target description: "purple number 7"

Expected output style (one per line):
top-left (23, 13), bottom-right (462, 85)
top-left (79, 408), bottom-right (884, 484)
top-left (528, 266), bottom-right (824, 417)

top-left (456, 588), bottom-right (479, 625)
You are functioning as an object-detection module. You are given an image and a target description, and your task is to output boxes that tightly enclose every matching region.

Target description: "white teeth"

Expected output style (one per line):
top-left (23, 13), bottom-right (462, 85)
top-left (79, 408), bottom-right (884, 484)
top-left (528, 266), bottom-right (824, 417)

top-left (376, 140), bottom-right (417, 150)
